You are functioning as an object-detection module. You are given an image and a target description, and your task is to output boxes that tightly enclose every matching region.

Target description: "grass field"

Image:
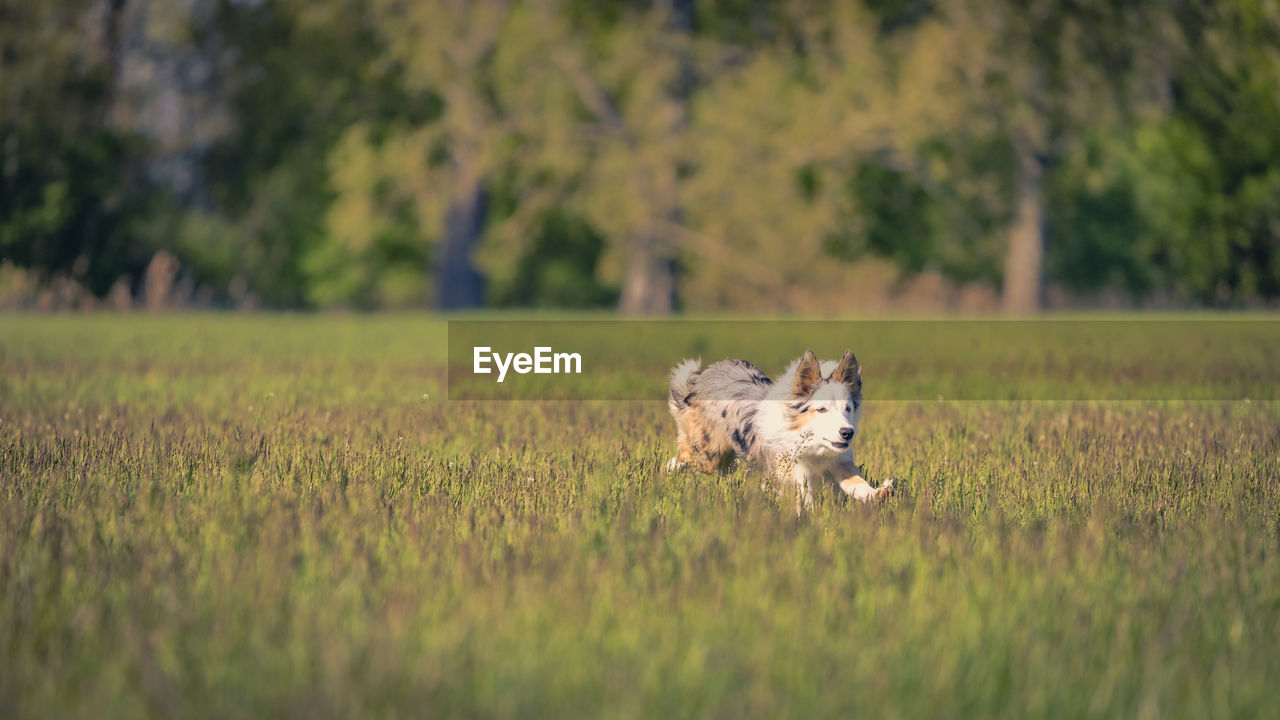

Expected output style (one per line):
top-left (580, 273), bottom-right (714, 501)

top-left (3, 314), bottom-right (1279, 718)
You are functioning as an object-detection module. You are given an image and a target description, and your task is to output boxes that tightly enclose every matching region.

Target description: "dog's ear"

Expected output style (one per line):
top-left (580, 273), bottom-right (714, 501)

top-left (832, 349), bottom-right (862, 390)
top-left (791, 349), bottom-right (823, 397)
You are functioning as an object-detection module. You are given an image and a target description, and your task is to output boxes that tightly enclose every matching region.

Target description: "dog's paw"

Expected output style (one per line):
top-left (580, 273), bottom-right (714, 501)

top-left (849, 482), bottom-right (877, 502)
top-left (847, 478), bottom-right (895, 503)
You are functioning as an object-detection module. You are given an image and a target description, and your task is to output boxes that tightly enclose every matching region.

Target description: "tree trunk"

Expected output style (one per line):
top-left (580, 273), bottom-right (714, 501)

top-left (656, 0), bottom-right (695, 31)
top-left (1002, 146), bottom-right (1045, 314)
top-left (618, 231), bottom-right (676, 314)
top-left (437, 177), bottom-right (487, 309)
top-left (97, 0), bottom-right (128, 127)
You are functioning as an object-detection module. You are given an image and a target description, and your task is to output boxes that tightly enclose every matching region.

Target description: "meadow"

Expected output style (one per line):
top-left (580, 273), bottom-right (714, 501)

top-left (2, 314), bottom-right (1278, 718)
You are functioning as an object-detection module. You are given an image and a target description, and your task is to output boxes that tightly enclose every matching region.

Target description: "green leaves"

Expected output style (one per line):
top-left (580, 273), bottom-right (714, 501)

top-left (4, 0), bottom-right (1280, 309)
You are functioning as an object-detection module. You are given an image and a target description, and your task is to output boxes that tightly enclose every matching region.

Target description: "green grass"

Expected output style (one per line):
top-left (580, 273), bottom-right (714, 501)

top-left (2, 314), bottom-right (1279, 718)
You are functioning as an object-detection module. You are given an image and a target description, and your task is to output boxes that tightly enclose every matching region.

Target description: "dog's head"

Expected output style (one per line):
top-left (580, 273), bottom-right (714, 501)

top-left (785, 349), bottom-right (863, 455)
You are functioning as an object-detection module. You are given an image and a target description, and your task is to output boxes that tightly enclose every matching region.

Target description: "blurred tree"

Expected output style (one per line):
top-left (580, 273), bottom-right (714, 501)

top-left (304, 127), bottom-right (429, 308)
top-left (345, 0), bottom-right (699, 312)
top-left (4, 0), bottom-right (1279, 311)
top-left (680, 3), bottom-right (894, 310)
top-left (338, 0), bottom-right (585, 310)
top-left (976, 1), bottom-right (1171, 311)
top-left (1033, 0), bottom-right (1280, 306)
top-left (559, 2), bottom-right (695, 314)
top-left (611, 1), bottom-right (689, 315)
top-left (490, 209), bottom-right (617, 308)
top-left (1158, 0), bottom-right (1280, 303)
top-left (0, 0), bottom-right (164, 295)
top-left (190, 0), bottom-right (411, 307)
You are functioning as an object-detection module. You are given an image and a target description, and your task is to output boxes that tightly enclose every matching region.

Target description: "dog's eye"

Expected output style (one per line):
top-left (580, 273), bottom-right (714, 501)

top-left (816, 407), bottom-right (828, 413)
top-left (845, 405), bottom-right (851, 413)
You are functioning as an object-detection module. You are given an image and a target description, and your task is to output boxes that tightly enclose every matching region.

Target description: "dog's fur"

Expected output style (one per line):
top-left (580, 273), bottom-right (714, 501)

top-left (666, 349), bottom-right (892, 510)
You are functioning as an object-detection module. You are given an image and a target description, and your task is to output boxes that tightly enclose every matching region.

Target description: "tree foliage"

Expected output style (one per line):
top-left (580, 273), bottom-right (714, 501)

top-left (1, 0), bottom-right (164, 296)
top-left (3, 0), bottom-right (1279, 310)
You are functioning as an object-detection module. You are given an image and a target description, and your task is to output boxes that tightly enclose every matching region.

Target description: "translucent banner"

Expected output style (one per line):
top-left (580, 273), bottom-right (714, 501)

top-left (446, 319), bottom-right (1279, 401)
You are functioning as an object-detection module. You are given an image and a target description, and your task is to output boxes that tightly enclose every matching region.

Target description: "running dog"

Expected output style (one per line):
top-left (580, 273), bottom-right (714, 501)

top-left (665, 350), bottom-right (893, 510)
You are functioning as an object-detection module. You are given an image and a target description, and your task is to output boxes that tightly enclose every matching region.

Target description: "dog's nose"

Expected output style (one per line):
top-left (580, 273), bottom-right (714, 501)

top-left (839, 427), bottom-right (855, 440)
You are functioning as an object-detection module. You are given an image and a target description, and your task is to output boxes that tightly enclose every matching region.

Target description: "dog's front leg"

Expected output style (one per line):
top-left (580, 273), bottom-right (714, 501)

top-left (833, 456), bottom-right (893, 502)
top-left (791, 464), bottom-right (815, 514)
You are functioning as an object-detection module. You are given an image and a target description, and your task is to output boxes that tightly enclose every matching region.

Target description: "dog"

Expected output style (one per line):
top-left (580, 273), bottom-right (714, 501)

top-left (665, 349), bottom-right (893, 510)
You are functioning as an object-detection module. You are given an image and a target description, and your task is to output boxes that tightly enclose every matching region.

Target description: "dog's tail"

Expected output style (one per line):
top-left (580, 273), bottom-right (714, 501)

top-left (668, 358), bottom-right (702, 414)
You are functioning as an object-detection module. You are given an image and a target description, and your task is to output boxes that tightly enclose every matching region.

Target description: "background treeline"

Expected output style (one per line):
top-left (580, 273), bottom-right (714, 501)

top-left (2, 0), bottom-right (1278, 312)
